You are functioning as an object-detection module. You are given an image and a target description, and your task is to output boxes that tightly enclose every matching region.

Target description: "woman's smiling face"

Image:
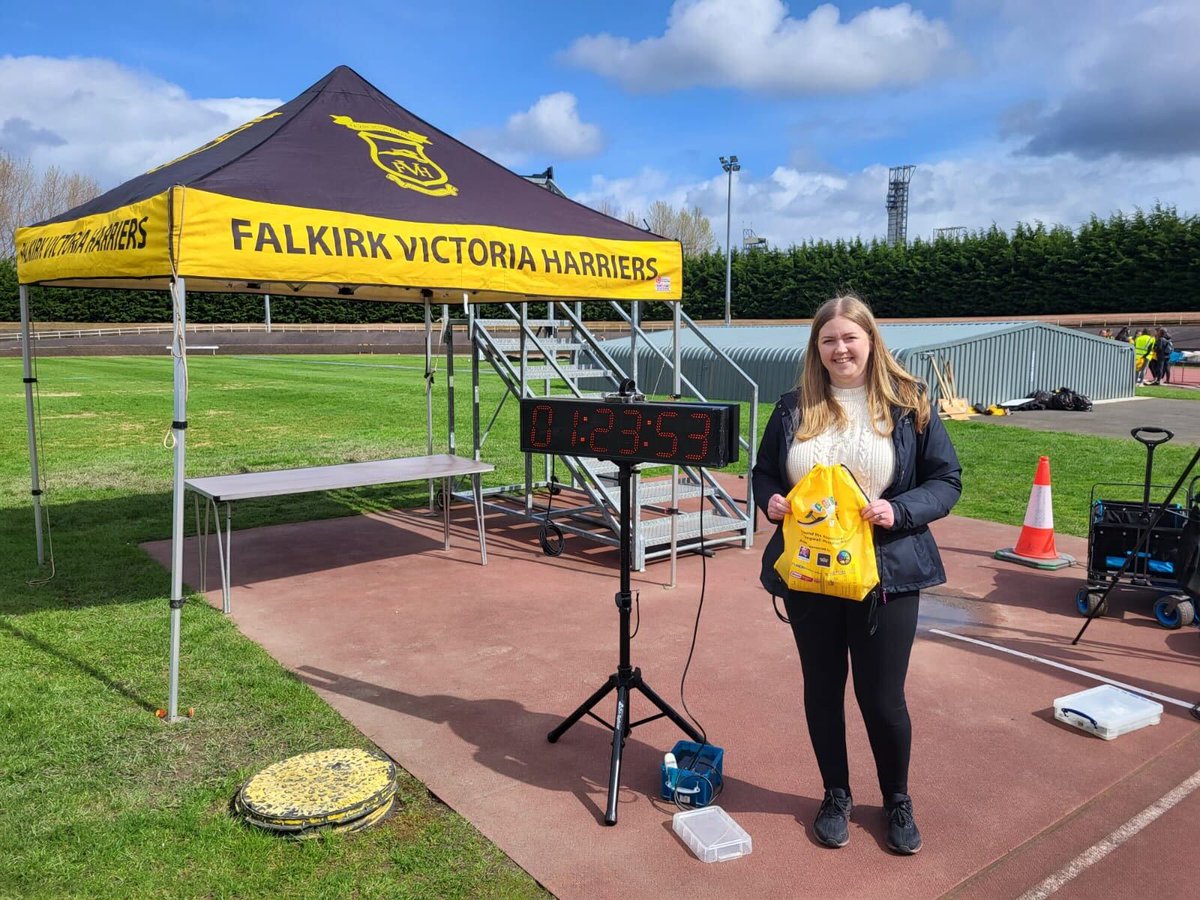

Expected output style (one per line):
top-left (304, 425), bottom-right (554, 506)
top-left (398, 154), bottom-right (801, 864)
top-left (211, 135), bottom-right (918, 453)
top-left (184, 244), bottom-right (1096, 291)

top-left (817, 315), bottom-right (872, 388)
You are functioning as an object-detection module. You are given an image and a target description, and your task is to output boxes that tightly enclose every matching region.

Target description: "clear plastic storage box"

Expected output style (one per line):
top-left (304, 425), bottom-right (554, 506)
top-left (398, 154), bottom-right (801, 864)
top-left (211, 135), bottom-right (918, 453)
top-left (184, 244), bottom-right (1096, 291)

top-left (672, 806), bottom-right (752, 863)
top-left (1053, 684), bottom-right (1163, 740)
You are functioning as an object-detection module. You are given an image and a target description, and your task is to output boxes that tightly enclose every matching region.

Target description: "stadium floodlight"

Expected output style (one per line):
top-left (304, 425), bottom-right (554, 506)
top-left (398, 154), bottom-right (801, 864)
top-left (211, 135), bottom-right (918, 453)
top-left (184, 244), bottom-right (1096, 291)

top-left (719, 155), bottom-right (741, 325)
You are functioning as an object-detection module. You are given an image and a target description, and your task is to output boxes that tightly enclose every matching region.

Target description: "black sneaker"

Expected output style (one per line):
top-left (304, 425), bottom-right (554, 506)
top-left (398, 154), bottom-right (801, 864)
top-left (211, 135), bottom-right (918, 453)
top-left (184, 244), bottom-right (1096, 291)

top-left (885, 794), bottom-right (922, 855)
top-left (813, 788), bottom-right (852, 848)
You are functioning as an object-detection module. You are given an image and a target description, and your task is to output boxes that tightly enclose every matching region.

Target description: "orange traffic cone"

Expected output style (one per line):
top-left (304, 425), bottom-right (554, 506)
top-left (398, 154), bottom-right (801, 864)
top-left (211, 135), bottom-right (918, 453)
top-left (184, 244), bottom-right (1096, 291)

top-left (994, 456), bottom-right (1074, 570)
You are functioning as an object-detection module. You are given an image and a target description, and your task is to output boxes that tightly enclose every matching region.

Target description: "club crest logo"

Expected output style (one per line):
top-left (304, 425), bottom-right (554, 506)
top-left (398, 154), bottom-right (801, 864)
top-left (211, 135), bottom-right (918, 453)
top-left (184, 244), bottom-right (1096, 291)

top-left (331, 115), bottom-right (458, 197)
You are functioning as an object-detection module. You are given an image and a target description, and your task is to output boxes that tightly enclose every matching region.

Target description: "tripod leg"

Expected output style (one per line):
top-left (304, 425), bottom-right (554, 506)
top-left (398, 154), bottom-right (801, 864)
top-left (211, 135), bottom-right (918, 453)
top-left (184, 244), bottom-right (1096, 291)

top-left (604, 682), bottom-right (630, 825)
top-left (632, 672), bottom-right (704, 742)
top-left (548, 674), bottom-right (617, 743)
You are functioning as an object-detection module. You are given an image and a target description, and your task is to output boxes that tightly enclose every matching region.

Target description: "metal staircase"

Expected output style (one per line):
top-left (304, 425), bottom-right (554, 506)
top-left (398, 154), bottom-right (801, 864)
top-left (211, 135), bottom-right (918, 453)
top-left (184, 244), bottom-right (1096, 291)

top-left (450, 301), bottom-right (758, 570)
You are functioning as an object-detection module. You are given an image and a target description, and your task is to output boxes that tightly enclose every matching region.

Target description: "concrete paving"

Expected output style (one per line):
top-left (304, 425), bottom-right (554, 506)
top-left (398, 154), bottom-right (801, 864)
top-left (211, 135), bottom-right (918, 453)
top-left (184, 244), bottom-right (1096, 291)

top-left (143, 477), bottom-right (1200, 900)
top-left (973, 396), bottom-right (1200, 445)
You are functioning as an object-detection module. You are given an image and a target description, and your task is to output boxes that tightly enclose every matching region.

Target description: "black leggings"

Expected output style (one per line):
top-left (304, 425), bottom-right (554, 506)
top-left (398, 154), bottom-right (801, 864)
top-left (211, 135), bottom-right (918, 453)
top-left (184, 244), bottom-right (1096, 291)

top-left (782, 590), bottom-right (920, 800)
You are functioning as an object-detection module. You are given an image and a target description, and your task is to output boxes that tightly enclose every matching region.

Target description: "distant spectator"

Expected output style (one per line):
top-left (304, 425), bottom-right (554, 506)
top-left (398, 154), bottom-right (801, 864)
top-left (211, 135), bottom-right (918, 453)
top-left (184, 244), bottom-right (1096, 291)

top-left (1151, 329), bottom-right (1175, 384)
top-left (1114, 326), bottom-right (1132, 343)
top-left (1133, 329), bottom-right (1155, 383)
top-left (1098, 328), bottom-right (1113, 339)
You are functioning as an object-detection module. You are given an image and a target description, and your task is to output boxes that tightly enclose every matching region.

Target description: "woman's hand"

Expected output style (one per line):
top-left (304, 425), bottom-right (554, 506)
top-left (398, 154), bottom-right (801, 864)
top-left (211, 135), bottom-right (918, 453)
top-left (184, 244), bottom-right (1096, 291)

top-left (766, 493), bottom-right (790, 522)
top-left (861, 499), bottom-right (895, 529)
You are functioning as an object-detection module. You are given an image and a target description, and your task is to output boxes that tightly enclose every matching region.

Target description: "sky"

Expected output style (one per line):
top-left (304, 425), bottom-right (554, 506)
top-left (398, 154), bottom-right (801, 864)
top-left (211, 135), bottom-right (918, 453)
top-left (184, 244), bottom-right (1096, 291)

top-left (3, 0), bottom-right (1199, 249)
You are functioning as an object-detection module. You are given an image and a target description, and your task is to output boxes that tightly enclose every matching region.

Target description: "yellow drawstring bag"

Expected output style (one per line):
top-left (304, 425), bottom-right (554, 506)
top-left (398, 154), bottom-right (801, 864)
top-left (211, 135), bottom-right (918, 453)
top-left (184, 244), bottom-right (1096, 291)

top-left (774, 463), bottom-right (880, 601)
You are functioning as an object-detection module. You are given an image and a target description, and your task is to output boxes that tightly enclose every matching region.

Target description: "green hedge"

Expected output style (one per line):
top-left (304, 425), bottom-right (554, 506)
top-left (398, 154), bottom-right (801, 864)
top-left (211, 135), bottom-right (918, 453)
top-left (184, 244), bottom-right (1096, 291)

top-left (4, 205), bottom-right (1197, 323)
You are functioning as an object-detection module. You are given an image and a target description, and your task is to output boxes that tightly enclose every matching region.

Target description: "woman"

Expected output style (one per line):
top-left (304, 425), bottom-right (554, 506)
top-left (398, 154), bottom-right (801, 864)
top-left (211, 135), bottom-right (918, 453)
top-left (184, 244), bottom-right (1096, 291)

top-left (752, 294), bottom-right (961, 855)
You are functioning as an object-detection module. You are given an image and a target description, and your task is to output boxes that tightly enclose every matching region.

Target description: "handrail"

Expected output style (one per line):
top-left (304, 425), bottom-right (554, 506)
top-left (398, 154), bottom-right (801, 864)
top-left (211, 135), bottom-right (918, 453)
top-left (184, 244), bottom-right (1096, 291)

top-left (501, 303), bottom-right (622, 397)
top-left (551, 303), bottom-right (632, 385)
top-left (605, 302), bottom-right (705, 400)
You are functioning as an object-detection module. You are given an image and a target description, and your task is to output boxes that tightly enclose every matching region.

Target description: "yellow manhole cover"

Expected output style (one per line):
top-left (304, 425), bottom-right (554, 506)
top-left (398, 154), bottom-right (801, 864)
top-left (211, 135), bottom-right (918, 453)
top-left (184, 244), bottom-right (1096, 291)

top-left (236, 748), bottom-right (396, 831)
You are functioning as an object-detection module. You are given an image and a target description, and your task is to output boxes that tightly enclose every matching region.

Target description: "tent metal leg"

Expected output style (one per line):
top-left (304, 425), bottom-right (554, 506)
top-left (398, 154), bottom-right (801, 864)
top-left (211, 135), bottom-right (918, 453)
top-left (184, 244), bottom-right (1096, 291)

top-left (19, 285), bottom-right (45, 566)
top-left (670, 302), bottom-right (681, 588)
top-left (167, 276), bottom-right (189, 723)
top-left (444, 303), bottom-right (455, 456)
top-left (424, 298), bottom-right (435, 509)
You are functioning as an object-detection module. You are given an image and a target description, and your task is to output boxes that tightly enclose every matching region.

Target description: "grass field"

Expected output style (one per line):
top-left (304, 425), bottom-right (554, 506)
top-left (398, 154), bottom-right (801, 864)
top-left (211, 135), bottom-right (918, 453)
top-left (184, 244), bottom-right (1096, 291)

top-left (2, 353), bottom-right (1196, 897)
top-left (1137, 383), bottom-right (1200, 402)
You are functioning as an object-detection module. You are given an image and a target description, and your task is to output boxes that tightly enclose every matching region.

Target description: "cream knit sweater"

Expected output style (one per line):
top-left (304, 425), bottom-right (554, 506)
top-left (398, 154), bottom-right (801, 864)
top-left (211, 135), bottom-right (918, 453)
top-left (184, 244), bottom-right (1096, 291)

top-left (786, 385), bottom-right (897, 501)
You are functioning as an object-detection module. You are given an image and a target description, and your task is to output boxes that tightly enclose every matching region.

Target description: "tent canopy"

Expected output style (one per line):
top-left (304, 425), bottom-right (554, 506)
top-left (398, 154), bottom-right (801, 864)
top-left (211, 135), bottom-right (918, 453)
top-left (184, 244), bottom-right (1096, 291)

top-left (15, 66), bottom-right (682, 304)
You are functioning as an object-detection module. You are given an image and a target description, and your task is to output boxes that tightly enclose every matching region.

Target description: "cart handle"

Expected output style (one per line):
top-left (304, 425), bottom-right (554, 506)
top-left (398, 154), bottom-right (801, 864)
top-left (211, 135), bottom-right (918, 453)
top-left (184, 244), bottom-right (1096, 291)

top-left (1131, 426), bottom-right (1173, 447)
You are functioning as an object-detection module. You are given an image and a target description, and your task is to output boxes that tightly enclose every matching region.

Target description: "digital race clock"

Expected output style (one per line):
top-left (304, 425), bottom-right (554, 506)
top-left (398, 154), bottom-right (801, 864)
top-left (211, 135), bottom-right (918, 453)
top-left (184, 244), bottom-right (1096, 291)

top-left (519, 396), bottom-right (740, 467)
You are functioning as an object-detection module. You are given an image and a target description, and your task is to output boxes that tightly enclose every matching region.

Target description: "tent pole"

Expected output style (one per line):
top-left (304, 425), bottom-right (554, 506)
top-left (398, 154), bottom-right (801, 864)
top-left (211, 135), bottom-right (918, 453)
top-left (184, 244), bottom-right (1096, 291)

top-left (669, 301), bottom-right (681, 587)
top-left (166, 277), bottom-right (188, 723)
top-left (424, 297), bottom-right (434, 508)
top-left (444, 303), bottom-right (455, 455)
top-left (630, 300), bottom-right (639, 386)
top-left (19, 285), bottom-right (45, 565)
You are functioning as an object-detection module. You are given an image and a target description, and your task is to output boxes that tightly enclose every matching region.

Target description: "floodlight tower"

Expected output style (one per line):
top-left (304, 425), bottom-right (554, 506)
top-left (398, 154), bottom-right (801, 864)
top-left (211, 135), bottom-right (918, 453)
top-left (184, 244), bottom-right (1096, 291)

top-left (886, 165), bottom-right (915, 246)
top-left (720, 155), bottom-right (740, 325)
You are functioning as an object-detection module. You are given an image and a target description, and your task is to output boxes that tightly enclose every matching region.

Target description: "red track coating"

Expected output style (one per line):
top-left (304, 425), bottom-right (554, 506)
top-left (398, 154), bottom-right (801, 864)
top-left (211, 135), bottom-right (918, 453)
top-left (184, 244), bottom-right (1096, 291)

top-left (144, 491), bottom-right (1199, 899)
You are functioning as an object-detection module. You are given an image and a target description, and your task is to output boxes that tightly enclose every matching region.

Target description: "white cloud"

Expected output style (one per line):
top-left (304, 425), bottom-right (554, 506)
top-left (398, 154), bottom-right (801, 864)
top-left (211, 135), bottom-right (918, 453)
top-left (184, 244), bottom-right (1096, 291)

top-left (573, 149), bottom-right (1200, 248)
top-left (562, 0), bottom-right (958, 94)
top-left (463, 92), bottom-right (603, 168)
top-left (1008, 1), bottom-right (1200, 159)
top-left (0, 55), bottom-right (280, 189)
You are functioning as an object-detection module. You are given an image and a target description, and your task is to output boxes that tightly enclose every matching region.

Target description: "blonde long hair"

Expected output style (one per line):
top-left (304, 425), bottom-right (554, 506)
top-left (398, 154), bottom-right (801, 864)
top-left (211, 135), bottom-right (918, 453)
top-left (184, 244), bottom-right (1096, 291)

top-left (794, 294), bottom-right (930, 440)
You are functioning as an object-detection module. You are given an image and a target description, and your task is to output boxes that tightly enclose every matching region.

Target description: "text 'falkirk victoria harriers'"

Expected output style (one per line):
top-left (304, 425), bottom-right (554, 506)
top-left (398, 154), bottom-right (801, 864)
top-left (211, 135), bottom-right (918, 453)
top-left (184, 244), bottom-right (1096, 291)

top-left (228, 220), bottom-right (664, 283)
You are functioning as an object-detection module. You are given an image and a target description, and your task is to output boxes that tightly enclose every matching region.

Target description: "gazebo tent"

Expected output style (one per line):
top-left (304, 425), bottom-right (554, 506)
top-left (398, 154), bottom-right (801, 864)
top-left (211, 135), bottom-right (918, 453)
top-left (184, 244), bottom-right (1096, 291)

top-left (15, 65), bottom-right (683, 721)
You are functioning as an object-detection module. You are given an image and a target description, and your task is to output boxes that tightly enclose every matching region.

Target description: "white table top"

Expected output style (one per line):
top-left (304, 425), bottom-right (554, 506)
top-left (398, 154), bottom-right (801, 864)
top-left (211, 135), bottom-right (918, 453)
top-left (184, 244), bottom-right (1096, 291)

top-left (185, 454), bottom-right (494, 502)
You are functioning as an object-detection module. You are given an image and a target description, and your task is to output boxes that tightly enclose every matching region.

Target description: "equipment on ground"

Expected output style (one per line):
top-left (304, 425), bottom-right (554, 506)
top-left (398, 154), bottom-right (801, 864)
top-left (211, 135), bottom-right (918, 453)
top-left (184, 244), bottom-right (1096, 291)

top-left (929, 356), bottom-right (972, 420)
top-left (1073, 427), bottom-right (1200, 639)
top-left (233, 747), bottom-right (396, 838)
top-left (1054, 684), bottom-right (1163, 740)
top-left (672, 805), bottom-right (753, 863)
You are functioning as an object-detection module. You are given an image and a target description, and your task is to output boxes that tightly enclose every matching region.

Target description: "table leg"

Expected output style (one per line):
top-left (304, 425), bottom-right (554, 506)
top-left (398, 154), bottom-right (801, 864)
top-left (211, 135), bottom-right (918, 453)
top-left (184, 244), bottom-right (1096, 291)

top-left (473, 472), bottom-right (488, 565)
top-left (193, 494), bottom-right (206, 593)
top-left (442, 476), bottom-right (451, 550)
top-left (223, 502), bottom-right (233, 614)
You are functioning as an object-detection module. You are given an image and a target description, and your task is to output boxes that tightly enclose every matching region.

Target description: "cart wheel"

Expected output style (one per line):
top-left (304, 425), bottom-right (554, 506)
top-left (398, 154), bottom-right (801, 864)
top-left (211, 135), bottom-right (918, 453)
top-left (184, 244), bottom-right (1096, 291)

top-left (1155, 597), bottom-right (1195, 629)
top-left (1075, 588), bottom-right (1108, 618)
top-left (1153, 597), bottom-right (1192, 629)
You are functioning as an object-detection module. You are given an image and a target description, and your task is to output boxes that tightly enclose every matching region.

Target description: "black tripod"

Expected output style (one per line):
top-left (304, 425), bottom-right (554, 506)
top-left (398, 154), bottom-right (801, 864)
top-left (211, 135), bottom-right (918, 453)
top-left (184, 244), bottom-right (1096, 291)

top-left (547, 458), bottom-right (703, 825)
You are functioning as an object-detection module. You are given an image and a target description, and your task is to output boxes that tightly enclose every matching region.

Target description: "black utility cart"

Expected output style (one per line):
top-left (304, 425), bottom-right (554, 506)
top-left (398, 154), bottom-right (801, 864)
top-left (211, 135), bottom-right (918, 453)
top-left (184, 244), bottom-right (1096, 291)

top-left (1076, 427), bottom-right (1198, 629)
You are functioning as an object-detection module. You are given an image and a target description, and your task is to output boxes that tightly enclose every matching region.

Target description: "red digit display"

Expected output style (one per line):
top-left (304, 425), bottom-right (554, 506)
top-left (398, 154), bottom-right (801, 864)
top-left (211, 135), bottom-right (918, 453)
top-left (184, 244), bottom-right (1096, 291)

top-left (588, 407), bottom-right (615, 454)
top-left (520, 398), bottom-right (736, 467)
top-left (684, 412), bottom-right (712, 462)
top-left (618, 407), bottom-right (643, 455)
top-left (529, 403), bottom-right (553, 448)
top-left (653, 410), bottom-right (679, 459)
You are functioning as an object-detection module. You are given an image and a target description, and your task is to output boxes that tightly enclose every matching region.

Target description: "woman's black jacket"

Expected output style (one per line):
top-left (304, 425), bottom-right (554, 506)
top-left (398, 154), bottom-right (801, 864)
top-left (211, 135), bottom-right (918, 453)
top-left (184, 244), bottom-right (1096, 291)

top-left (753, 390), bottom-right (963, 598)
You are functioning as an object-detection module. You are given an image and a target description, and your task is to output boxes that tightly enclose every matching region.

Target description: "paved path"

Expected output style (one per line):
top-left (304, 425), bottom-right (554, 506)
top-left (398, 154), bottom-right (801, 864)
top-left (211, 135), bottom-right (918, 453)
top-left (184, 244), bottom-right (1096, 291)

top-left (974, 396), bottom-right (1200, 445)
top-left (145, 491), bottom-right (1200, 900)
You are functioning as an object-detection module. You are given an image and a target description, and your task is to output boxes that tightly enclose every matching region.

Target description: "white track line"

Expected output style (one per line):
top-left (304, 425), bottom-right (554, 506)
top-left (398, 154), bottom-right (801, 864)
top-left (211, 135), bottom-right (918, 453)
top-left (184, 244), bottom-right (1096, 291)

top-left (1016, 767), bottom-right (1200, 899)
top-left (929, 628), bottom-right (1196, 709)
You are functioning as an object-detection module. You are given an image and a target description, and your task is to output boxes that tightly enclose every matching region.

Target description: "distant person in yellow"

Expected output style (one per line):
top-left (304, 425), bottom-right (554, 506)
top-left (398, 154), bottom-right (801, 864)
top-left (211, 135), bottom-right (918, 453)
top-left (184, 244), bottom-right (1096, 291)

top-left (1133, 329), bottom-right (1155, 383)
